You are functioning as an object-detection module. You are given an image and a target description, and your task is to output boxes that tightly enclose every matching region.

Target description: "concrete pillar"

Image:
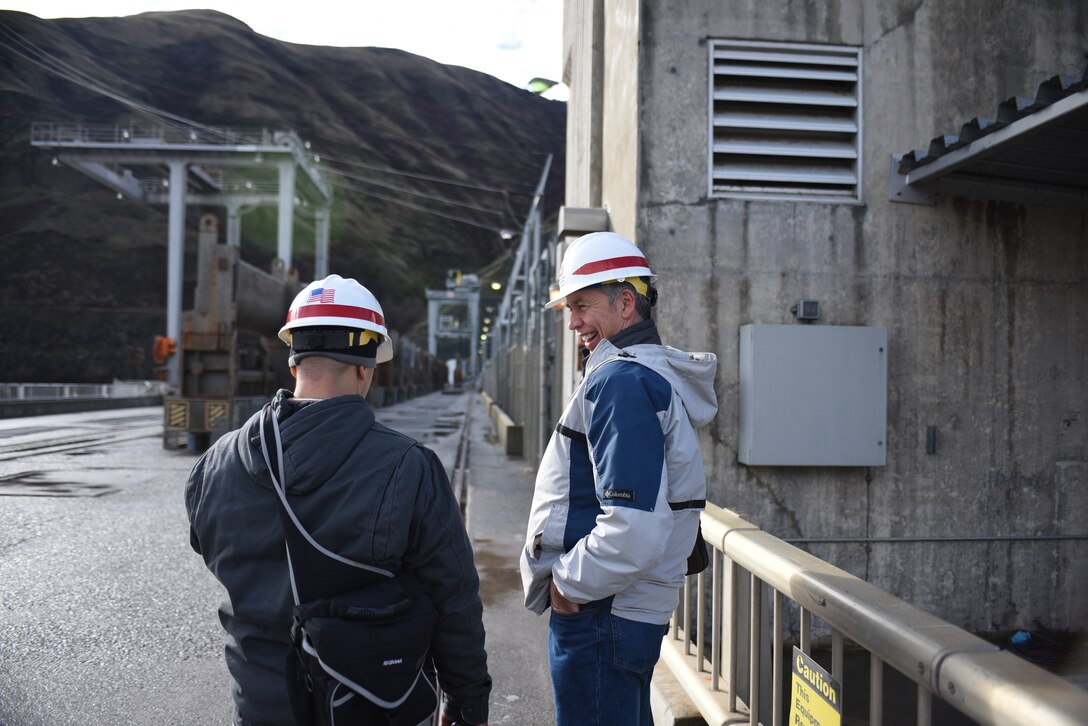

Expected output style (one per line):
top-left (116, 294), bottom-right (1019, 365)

top-left (277, 160), bottom-right (296, 272)
top-left (314, 206), bottom-right (330, 278)
top-left (427, 298), bottom-right (439, 356)
top-left (468, 288), bottom-right (480, 376)
top-left (226, 201), bottom-right (242, 247)
top-left (166, 159), bottom-right (187, 389)
top-left (528, 208), bottom-right (541, 325)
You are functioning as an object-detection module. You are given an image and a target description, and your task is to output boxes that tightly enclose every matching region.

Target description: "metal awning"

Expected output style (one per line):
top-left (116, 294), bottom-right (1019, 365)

top-left (890, 65), bottom-right (1088, 210)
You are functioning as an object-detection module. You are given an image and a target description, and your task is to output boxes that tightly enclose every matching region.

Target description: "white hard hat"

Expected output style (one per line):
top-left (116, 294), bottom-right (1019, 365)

top-left (279, 274), bottom-right (394, 365)
top-left (545, 232), bottom-right (656, 309)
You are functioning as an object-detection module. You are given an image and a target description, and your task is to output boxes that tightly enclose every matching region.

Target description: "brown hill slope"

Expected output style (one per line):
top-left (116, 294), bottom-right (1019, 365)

top-left (0, 9), bottom-right (565, 382)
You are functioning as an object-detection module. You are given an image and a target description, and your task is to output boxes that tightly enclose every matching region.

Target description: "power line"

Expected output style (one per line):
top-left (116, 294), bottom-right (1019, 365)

top-left (351, 126), bottom-right (555, 161)
top-left (324, 166), bottom-right (510, 219)
top-left (329, 178), bottom-right (504, 234)
top-left (320, 154), bottom-right (526, 223)
top-left (319, 153), bottom-right (534, 197)
top-left (1, 21), bottom-right (249, 140)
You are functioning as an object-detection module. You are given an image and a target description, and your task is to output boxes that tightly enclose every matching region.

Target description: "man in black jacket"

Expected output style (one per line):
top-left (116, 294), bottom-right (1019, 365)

top-left (185, 274), bottom-right (490, 726)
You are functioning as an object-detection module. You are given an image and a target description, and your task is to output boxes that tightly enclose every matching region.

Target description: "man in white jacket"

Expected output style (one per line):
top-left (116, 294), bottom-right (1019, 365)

top-left (520, 232), bottom-right (718, 726)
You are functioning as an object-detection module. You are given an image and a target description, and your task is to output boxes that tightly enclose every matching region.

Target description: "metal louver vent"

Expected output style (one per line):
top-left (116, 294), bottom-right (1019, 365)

top-left (709, 40), bottom-right (862, 202)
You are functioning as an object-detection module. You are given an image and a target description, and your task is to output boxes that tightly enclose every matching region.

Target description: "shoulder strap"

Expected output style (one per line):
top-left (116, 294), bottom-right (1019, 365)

top-left (259, 405), bottom-right (392, 604)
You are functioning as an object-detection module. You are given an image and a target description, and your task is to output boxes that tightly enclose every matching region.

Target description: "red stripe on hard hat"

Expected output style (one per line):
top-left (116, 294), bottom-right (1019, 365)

top-left (286, 304), bottom-right (385, 326)
top-left (572, 255), bottom-right (648, 276)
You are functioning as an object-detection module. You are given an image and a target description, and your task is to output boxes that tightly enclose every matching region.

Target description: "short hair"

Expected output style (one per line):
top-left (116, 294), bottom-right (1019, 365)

top-left (294, 355), bottom-right (353, 378)
top-left (603, 281), bottom-right (653, 320)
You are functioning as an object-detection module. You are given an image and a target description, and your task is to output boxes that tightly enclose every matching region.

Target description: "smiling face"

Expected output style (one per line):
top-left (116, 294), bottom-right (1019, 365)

top-left (565, 285), bottom-right (638, 352)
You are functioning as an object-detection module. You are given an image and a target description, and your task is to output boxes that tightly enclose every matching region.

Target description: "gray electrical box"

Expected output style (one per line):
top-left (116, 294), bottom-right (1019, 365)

top-left (738, 324), bottom-right (887, 466)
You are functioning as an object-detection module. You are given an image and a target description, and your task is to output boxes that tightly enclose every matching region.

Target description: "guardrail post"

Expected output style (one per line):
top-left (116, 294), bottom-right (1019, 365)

top-left (711, 550), bottom-right (722, 691)
top-left (749, 573), bottom-right (762, 726)
top-left (724, 557), bottom-right (739, 710)
top-left (697, 566), bottom-right (707, 671)
top-left (773, 589), bottom-right (784, 726)
top-left (917, 686), bottom-right (931, 726)
top-left (683, 573), bottom-right (693, 656)
top-left (832, 629), bottom-right (844, 680)
top-left (871, 652), bottom-right (884, 726)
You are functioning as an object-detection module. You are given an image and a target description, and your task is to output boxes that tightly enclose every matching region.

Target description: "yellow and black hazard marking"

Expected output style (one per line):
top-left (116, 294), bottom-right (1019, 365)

top-left (206, 402), bottom-right (229, 431)
top-left (166, 400), bottom-right (189, 430)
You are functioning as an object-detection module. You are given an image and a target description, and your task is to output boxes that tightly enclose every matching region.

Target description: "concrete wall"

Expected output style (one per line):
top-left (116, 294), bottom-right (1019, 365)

top-left (601, 0), bottom-right (641, 237)
top-left (563, 0), bottom-right (603, 210)
top-left (579, 0), bottom-right (1088, 634)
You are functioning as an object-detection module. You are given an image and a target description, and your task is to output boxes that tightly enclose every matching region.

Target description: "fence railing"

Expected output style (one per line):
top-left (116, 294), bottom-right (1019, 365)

top-left (30, 122), bottom-right (279, 147)
top-left (480, 154), bottom-right (560, 464)
top-left (664, 503), bottom-right (1088, 726)
top-left (0, 382), bottom-right (167, 401)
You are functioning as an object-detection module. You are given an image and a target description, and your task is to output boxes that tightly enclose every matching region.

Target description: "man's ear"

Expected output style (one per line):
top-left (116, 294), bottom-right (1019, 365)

top-left (620, 288), bottom-right (638, 320)
top-left (289, 366), bottom-right (298, 380)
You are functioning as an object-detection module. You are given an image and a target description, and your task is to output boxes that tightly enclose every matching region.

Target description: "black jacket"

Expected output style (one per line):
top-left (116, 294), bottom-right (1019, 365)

top-left (185, 390), bottom-right (491, 724)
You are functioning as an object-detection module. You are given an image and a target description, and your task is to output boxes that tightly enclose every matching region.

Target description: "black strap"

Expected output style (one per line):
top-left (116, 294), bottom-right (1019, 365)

top-left (669, 499), bottom-right (706, 511)
top-left (555, 423), bottom-right (586, 443)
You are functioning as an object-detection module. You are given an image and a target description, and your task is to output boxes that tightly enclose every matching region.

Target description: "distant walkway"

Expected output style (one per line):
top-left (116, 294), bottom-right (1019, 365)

top-left (461, 391), bottom-right (555, 724)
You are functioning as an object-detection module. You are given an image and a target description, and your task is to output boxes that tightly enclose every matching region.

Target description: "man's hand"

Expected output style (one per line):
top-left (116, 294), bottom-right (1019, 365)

top-left (439, 699), bottom-right (488, 726)
top-left (550, 578), bottom-right (580, 615)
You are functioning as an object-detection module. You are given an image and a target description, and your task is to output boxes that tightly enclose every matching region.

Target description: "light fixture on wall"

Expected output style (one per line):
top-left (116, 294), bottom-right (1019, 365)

top-left (791, 300), bottom-right (820, 322)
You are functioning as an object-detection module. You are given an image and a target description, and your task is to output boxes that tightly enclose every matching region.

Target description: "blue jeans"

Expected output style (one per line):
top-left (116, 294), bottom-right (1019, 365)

top-left (549, 597), bottom-right (668, 726)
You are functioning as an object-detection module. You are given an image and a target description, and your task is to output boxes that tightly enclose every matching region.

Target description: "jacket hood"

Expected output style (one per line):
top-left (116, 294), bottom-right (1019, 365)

top-left (236, 389), bottom-right (376, 495)
top-left (587, 340), bottom-right (718, 429)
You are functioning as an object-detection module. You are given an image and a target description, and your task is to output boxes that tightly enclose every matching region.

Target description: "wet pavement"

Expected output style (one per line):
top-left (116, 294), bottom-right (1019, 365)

top-left (0, 407), bottom-right (226, 725)
top-left (460, 393), bottom-right (554, 725)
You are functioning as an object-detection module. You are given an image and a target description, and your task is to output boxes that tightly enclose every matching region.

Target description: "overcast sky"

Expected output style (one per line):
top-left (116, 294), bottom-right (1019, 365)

top-left (1, 0), bottom-right (563, 89)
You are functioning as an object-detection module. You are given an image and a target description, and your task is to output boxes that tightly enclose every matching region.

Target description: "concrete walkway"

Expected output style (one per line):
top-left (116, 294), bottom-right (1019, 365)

top-left (461, 391), bottom-right (556, 725)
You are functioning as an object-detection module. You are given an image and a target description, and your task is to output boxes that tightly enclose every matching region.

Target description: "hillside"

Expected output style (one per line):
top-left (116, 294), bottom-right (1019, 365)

top-left (0, 10), bottom-right (566, 382)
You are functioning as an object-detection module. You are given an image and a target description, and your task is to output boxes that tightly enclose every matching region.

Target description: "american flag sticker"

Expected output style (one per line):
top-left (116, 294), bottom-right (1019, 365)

top-left (307, 287), bottom-right (335, 303)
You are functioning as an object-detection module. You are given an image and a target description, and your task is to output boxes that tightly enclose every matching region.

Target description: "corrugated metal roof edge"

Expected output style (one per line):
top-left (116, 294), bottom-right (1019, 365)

top-left (896, 63), bottom-right (1088, 174)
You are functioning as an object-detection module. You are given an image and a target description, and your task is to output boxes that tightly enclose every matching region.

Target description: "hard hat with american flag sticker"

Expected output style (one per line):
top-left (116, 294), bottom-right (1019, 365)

top-left (279, 274), bottom-right (393, 364)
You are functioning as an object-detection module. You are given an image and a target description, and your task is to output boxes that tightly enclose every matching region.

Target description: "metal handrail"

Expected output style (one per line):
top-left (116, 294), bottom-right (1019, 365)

top-left (32, 122), bottom-right (332, 201)
top-left (664, 502), bottom-right (1088, 726)
top-left (0, 383), bottom-right (110, 400)
top-left (30, 121), bottom-right (275, 147)
top-left (0, 382), bottom-right (166, 401)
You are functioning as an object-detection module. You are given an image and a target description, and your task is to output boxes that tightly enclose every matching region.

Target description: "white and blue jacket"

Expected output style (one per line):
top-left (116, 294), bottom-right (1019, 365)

top-left (520, 321), bottom-right (718, 625)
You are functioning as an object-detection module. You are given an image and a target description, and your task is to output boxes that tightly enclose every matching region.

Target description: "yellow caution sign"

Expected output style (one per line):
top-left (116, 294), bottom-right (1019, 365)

top-left (790, 646), bottom-right (842, 726)
top-left (166, 400), bottom-right (189, 430)
top-left (206, 402), bottom-right (229, 431)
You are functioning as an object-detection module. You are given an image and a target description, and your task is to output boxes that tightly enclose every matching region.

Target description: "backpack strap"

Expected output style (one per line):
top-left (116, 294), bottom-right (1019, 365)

top-left (259, 404), bottom-right (392, 604)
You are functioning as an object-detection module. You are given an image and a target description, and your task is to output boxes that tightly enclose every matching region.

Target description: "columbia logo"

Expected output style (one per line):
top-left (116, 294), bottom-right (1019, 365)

top-left (382, 658), bottom-right (403, 667)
